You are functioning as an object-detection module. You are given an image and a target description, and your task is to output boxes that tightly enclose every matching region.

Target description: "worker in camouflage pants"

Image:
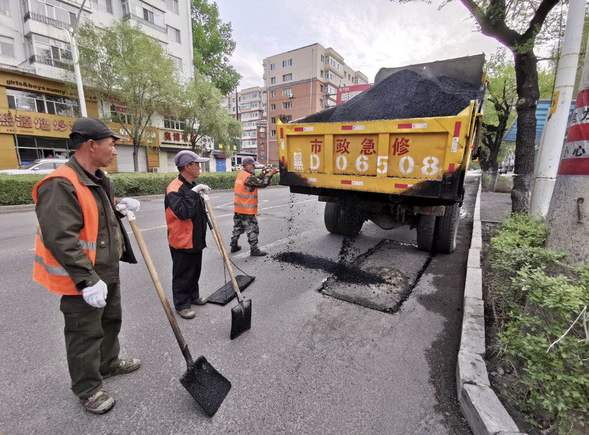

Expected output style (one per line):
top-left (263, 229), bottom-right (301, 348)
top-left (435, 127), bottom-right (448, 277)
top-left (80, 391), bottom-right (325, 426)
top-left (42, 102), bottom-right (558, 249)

top-left (230, 157), bottom-right (278, 256)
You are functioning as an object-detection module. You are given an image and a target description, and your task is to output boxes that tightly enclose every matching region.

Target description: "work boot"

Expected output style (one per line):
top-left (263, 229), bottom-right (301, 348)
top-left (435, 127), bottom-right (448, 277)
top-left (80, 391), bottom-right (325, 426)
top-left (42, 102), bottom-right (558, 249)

top-left (250, 247), bottom-right (267, 257)
top-left (230, 243), bottom-right (241, 253)
top-left (102, 358), bottom-right (141, 379)
top-left (191, 297), bottom-right (207, 306)
top-left (177, 308), bottom-right (196, 319)
top-left (82, 390), bottom-right (115, 415)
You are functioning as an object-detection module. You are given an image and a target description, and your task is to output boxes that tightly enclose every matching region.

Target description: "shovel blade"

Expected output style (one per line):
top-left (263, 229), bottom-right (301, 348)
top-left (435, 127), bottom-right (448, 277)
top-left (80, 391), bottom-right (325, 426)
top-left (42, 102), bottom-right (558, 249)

top-left (230, 299), bottom-right (252, 340)
top-left (180, 356), bottom-right (231, 417)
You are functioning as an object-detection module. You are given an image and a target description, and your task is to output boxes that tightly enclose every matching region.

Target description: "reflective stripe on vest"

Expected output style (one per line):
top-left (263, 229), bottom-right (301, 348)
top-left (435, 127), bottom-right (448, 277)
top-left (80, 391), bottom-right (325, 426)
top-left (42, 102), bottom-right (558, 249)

top-left (32, 165), bottom-right (99, 295)
top-left (234, 170), bottom-right (258, 215)
top-left (165, 178), bottom-right (194, 249)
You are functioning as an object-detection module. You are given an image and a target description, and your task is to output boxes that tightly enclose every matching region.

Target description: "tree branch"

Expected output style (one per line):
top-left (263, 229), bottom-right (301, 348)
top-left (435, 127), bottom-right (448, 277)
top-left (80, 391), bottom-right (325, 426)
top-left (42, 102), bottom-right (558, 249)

top-left (459, 0), bottom-right (519, 47)
top-left (522, 0), bottom-right (561, 42)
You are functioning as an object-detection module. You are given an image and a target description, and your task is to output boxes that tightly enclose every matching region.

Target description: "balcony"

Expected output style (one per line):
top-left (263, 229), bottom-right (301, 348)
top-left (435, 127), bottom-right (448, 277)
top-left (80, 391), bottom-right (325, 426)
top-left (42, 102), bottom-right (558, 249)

top-left (29, 55), bottom-right (74, 71)
top-left (123, 12), bottom-right (167, 34)
top-left (24, 11), bottom-right (71, 30)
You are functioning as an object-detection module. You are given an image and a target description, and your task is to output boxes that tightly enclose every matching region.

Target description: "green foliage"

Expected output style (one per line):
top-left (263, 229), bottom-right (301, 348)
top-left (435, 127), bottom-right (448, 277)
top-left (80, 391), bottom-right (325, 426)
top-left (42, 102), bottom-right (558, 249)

top-left (0, 172), bottom-right (280, 205)
top-left (191, 0), bottom-right (240, 95)
top-left (78, 21), bottom-right (178, 171)
top-left (180, 74), bottom-right (242, 154)
top-left (489, 215), bottom-right (589, 431)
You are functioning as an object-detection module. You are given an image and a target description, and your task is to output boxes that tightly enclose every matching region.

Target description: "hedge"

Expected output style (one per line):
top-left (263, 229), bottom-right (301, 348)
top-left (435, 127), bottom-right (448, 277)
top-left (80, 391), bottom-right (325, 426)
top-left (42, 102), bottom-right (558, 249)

top-left (0, 171), bottom-right (280, 205)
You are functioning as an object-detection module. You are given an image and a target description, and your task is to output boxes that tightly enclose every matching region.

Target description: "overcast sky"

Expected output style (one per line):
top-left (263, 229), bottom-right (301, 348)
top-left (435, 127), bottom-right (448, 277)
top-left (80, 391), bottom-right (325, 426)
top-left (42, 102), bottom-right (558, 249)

top-left (216, 0), bottom-right (505, 89)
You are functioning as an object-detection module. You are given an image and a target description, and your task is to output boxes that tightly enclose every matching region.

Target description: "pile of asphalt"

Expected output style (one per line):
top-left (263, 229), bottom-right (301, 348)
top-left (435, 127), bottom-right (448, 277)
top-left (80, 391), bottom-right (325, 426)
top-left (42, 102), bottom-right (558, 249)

top-left (274, 252), bottom-right (386, 285)
top-left (301, 69), bottom-right (481, 123)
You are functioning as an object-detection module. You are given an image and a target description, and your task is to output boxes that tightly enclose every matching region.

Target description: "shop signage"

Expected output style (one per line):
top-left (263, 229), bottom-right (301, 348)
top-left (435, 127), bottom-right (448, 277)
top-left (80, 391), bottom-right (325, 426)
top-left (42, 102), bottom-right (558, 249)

top-left (0, 111), bottom-right (72, 136)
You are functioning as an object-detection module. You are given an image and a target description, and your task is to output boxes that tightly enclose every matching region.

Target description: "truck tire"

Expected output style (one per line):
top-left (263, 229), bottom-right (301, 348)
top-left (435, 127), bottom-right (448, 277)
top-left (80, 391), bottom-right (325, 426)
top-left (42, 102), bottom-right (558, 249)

top-left (434, 203), bottom-right (460, 254)
top-left (324, 202), bottom-right (363, 236)
top-left (416, 215), bottom-right (436, 252)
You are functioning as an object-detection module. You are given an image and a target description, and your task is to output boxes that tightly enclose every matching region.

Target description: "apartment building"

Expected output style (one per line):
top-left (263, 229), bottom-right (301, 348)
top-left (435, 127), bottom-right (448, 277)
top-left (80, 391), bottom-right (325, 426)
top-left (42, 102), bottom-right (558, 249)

top-left (0, 0), bottom-right (198, 172)
top-left (262, 43), bottom-right (368, 163)
top-left (221, 85), bottom-right (266, 162)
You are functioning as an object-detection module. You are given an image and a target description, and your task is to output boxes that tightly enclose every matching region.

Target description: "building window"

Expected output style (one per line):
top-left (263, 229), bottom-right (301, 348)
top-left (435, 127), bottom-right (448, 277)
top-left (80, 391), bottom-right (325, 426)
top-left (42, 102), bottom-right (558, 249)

top-left (143, 7), bottom-right (154, 23)
top-left (0, 0), bottom-right (10, 16)
top-left (320, 70), bottom-right (324, 78)
top-left (270, 77), bottom-right (276, 84)
top-left (282, 58), bottom-right (293, 67)
top-left (282, 88), bottom-right (292, 98)
top-left (0, 35), bottom-right (14, 58)
top-left (282, 73), bottom-right (292, 82)
top-left (270, 90), bottom-right (276, 98)
top-left (270, 63), bottom-right (275, 71)
top-left (122, 0), bottom-right (130, 15)
top-left (164, 117), bottom-right (185, 131)
top-left (31, 35), bottom-right (73, 69)
top-left (282, 101), bottom-right (292, 109)
top-left (270, 103), bottom-right (276, 110)
top-left (6, 89), bottom-right (80, 117)
top-left (271, 117), bottom-right (276, 123)
top-left (105, 0), bottom-right (113, 13)
top-left (320, 54), bottom-right (324, 63)
top-left (320, 84), bottom-right (325, 92)
top-left (167, 26), bottom-right (181, 43)
top-left (110, 104), bottom-right (133, 124)
top-left (271, 129), bottom-right (276, 137)
top-left (165, 0), bottom-right (179, 14)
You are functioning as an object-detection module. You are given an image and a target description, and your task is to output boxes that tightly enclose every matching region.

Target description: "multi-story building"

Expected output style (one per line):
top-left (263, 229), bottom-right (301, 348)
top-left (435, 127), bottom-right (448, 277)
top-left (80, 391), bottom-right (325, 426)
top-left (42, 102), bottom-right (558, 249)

top-left (0, 0), bottom-right (202, 172)
top-left (262, 43), bottom-right (368, 163)
top-left (221, 85), bottom-right (266, 164)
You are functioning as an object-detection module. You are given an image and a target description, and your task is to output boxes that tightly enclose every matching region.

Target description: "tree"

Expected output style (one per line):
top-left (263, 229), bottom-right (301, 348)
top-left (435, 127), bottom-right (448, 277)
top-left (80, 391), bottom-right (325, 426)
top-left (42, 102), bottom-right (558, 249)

top-left (480, 50), bottom-right (517, 191)
top-left (180, 73), bottom-right (241, 154)
top-left (457, 0), bottom-right (562, 212)
top-left (191, 0), bottom-right (241, 95)
top-left (78, 22), bottom-right (178, 172)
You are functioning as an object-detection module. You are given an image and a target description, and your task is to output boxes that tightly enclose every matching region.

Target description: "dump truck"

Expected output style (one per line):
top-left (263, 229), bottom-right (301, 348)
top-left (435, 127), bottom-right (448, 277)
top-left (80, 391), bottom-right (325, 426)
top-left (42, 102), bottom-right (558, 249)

top-left (278, 55), bottom-right (485, 253)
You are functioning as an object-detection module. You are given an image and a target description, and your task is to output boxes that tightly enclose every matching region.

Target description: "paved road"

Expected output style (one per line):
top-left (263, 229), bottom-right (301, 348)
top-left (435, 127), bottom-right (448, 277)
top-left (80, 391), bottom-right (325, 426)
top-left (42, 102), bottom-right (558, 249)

top-left (0, 180), bottom-right (476, 434)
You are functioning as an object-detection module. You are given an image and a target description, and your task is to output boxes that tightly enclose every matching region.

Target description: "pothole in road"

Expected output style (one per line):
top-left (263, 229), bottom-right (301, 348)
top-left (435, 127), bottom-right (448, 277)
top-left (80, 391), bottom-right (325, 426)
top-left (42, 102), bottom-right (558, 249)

top-left (274, 240), bottom-right (432, 313)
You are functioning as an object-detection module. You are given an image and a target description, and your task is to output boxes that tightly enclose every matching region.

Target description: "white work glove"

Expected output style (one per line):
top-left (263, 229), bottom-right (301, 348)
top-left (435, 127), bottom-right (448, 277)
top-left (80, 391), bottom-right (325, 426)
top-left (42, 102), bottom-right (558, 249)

top-left (192, 184), bottom-right (211, 194)
top-left (82, 280), bottom-right (108, 308)
top-left (116, 197), bottom-right (141, 216)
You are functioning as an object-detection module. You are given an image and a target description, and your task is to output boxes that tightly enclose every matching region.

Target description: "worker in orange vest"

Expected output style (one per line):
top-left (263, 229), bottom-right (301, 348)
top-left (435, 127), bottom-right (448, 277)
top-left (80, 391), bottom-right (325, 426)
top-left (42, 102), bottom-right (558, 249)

top-left (33, 118), bottom-right (140, 415)
top-left (230, 157), bottom-right (278, 256)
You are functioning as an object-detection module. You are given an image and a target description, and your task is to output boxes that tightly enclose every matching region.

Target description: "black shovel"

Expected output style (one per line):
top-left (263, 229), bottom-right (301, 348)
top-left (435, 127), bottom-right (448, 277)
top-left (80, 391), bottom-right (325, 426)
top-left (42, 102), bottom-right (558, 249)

top-left (127, 211), bottom-right (231, 417)
top-left (200, 194), bottom-right (252, 340)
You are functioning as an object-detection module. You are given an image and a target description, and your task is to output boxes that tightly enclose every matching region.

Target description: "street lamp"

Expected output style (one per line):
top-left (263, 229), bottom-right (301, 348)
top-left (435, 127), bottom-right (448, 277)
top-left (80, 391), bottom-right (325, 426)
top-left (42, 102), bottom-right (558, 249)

top-left (65, 0), bottom-right (88, 117)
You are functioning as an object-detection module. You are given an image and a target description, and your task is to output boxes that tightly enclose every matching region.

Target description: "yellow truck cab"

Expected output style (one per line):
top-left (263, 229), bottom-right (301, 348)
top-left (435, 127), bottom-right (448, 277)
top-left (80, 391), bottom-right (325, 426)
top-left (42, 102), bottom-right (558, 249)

top-left (278, 55), bottom-right (485, 253)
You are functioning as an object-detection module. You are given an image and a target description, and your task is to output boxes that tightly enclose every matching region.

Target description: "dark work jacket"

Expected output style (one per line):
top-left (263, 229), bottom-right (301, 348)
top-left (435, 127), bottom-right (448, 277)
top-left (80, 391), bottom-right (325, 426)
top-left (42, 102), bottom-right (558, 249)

top-left (35, 157), bottom-right (137, 289)
top-left (164, 174), bottom-right (207, 253)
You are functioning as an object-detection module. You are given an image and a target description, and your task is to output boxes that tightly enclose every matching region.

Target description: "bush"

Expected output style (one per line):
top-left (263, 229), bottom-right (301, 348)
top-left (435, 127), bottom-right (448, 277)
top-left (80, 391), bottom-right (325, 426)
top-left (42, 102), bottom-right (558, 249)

top-left (0, 171), bottom-right (281, 205)
top-left (489, 215), bottom-right (589, 432)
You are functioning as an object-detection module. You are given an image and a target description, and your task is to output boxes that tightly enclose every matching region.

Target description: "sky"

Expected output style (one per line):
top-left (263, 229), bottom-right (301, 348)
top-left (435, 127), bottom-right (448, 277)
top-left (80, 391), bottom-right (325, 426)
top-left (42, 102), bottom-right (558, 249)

top-left (215, 0), bottom-right (505, 89)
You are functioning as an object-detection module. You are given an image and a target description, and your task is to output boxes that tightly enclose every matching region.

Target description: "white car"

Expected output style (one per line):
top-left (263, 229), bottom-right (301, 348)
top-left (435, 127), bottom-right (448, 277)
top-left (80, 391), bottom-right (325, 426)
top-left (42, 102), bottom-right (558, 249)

top-left (0, 158), bottom-right (68, 175)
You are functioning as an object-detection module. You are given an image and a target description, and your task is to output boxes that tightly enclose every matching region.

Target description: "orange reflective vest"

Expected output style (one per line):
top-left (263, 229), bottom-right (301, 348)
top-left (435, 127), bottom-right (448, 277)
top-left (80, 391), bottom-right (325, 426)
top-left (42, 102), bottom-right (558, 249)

top-left (165, 178), bottom-right (194, 249)
top-left (32, 165), bottom-right (99, 295)
top-left (234, 170), bottom-right (258, 215)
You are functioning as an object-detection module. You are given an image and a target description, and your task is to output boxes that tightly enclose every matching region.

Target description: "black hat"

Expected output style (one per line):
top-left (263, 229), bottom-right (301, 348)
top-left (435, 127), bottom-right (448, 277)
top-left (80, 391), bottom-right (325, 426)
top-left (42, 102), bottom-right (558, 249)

top-left (70, 117), bottom-right (121, 141)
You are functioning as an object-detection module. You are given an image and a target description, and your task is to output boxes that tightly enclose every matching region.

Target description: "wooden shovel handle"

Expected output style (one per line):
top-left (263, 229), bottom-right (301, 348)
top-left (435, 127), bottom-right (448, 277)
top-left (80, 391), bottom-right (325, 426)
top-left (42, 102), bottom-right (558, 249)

top-left (201, 195), bottom-right (244, 301)
top-left (127, 213), bottom-right (193, 364)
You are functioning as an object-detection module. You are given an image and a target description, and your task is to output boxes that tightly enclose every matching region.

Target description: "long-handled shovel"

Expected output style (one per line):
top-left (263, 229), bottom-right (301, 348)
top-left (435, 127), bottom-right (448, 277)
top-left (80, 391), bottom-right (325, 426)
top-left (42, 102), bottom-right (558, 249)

top-left (126, 210), bottom-right (231, 416)
top-left (200, 194), bottom-right (252, 340)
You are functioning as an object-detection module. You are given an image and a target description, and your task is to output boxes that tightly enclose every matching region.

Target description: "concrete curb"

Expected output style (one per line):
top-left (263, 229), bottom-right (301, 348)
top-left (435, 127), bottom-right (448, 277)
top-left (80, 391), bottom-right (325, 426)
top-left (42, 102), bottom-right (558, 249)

top-left (457, 181), bottom-right (525, 435)
top-left (0, 185), bottom-right (285, 214)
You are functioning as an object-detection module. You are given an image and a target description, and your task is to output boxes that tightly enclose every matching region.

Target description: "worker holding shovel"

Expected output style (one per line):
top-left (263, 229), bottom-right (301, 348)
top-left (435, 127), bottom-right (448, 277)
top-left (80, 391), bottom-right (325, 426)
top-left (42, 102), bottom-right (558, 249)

top-left (33, 118), bottom-right (141, 415)
top-left (164, 150), bottom-right (211, 320)
top-left (230, 157), bottom-right (278, 256)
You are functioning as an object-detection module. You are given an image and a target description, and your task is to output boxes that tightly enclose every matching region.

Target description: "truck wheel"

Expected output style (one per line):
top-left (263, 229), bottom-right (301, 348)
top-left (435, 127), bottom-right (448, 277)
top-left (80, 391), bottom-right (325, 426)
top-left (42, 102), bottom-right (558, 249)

top-left (416, 215), bottom-right (435, 252)
top-left (324, 202), bottom-right (363, 236)
top-left (434, 203), bottom-right (460, 254)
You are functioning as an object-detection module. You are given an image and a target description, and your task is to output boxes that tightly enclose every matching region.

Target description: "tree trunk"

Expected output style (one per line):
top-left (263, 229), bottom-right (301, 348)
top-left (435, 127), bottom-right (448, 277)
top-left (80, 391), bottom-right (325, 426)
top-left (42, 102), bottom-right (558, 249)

top-left (482, 170), bottom-right (499, 192)
top-left (511, 50), bottom-right (540, 213)
top-left (133, 141), bottom-right (139, 172)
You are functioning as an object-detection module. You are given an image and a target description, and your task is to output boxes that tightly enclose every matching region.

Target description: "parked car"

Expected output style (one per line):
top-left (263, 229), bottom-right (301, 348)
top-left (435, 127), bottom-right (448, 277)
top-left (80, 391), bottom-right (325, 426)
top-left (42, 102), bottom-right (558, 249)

top-left (0, 158), bottom-right (68, 175)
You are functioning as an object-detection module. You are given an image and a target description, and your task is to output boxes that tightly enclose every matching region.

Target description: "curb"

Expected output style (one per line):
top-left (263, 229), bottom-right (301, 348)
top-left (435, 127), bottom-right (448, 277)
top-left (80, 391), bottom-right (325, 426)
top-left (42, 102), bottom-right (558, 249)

top-left (0, 184), bottom-right (286, 215)
top-left (457, 180), bottom-right (526, 435)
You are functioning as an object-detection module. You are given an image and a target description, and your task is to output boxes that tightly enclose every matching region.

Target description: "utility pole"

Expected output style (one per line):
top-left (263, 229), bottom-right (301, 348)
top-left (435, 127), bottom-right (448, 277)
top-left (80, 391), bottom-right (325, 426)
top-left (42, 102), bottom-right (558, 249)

top-left (545, 29), bottom-right (589, 265)
top-left (66, 0), bottom-right (88, 117)
top-left (530, 0), bottom-right (586, 216)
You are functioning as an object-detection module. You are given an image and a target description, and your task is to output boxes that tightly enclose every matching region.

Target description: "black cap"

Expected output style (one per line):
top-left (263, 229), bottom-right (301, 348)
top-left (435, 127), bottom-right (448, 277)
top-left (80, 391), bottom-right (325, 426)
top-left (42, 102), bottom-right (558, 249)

top-left (70, 117), bottom-right (120, 141)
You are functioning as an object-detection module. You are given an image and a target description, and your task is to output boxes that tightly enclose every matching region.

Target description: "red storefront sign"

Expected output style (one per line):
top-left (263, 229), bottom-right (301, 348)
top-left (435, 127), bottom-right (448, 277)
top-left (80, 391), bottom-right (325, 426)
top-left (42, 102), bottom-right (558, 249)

top-left (336, 84), bottom-right (372, 105)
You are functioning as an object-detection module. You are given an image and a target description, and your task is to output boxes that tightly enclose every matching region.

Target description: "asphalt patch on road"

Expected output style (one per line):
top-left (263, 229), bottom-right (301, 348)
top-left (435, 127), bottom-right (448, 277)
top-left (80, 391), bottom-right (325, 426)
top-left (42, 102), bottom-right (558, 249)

top-left (274, 252), bottom-right (386, 285)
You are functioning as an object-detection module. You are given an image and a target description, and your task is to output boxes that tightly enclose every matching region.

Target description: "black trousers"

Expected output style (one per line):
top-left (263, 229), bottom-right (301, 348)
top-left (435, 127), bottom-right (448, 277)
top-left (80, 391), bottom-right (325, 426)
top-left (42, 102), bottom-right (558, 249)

top-left (170, 248), bottom-right (203, 311)
top-left (59, 282), bottom-right (121, 400)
